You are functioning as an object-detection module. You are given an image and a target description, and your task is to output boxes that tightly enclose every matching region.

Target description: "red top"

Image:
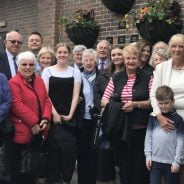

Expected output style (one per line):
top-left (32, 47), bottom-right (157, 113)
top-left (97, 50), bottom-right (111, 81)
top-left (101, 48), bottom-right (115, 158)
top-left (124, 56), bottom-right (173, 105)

top-left (9, 73), bottom-right (52, 144)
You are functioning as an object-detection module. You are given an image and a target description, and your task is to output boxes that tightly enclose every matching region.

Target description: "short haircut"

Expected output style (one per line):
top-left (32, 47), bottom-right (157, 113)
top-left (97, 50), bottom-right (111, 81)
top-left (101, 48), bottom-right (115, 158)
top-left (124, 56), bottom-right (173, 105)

top-left (17, 51), bottom-right (37, 71)
top-left (37, 47), bottom-right (55, 65)
top-left (122, 44), bottom-right (139, 58)
top-left (82, 49), bottom-right (98, 63)
top-left (168, 34), bottom-right (184, 54)
top-left (55, 43), bottom-right (71, 54)
top-left (29, 31), bottom-right (43, 41)
top-left (96, 40), bottom-right (111, 50)
top-left (73, 45), bottom-right (87, 53)
top-left (156, 85), bottom-right (174, 101)
top-left (5, 30), bottom-right (22, 40)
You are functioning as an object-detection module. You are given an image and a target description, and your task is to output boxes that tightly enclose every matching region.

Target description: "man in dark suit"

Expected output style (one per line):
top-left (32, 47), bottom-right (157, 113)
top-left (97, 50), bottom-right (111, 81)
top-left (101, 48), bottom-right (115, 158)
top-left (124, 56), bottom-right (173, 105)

top-left (0, 30), bottom-right (22, 80)
top-left (96, 40), bottom-right (111, 72)
top-left (0, 30), bottom-right (22, 184)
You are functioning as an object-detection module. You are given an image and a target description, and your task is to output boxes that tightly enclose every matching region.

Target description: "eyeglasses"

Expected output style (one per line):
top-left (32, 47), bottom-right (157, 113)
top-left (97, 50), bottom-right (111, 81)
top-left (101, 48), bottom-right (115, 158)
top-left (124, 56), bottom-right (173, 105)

top-left (7, 40), bottom-right (23, 45)
top-left (21, 63), bottom-right (34, 67)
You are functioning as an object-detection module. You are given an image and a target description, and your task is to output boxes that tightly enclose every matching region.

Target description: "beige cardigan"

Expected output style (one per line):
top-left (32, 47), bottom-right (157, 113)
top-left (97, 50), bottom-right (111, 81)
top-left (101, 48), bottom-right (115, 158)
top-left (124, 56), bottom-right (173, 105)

top-left (150, 59), bottom-right (184, 119)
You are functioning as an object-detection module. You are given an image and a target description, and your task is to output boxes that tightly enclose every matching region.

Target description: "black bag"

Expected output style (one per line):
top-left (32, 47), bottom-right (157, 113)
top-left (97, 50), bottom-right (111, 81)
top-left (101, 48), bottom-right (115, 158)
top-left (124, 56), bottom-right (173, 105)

top-left (20, 135), bottom-right (48, 177)
top-left (0, 117), bottom-right (15, 139)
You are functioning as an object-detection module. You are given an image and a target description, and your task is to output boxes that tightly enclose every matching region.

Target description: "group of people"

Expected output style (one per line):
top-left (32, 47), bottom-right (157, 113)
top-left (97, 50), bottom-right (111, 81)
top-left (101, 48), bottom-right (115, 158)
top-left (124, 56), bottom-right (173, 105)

top-left (0, 29), bottom-right (184, 184)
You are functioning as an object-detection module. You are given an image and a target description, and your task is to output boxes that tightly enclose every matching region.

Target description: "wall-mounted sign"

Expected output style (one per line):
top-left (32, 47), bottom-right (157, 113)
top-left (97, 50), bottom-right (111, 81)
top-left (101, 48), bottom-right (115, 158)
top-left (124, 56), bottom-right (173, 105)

top-left (106, 37), bottom-right (113, 44)
top-left (130, 34), bottom-right (139, 43)
top-left (118, 36), bottom-right (126, 44)
top-left (0, 21), bottom-right (6, 27)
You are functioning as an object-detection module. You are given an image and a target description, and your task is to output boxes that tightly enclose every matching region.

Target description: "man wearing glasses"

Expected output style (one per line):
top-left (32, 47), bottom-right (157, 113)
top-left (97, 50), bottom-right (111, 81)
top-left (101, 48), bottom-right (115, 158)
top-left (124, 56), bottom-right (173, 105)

top-left (0, 30), bottom-right (23, 80)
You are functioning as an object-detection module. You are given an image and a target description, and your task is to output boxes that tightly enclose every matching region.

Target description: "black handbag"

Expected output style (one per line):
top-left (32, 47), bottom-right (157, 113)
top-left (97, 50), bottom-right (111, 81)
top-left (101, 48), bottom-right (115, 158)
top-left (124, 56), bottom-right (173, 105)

top-left (0, 116), bottom-right (15, 139)
top-left (20, 134), bottom-right (48, 177)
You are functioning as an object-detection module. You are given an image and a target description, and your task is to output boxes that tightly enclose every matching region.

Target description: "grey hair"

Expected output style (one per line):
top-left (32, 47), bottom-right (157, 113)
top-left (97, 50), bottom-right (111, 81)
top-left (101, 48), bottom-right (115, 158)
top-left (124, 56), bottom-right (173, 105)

top-left (17, 51), bottom-right (37, 71)
top-left (82, 49), bottom-right (98, 63)
top-left (150, 48), bottom-right (169, 66)
top-left (5, 30), bottom-right (22, 40)
top-left (73, 45), bottom-right (87, 53)
top-left (96, 40), bottom-right (111, 50)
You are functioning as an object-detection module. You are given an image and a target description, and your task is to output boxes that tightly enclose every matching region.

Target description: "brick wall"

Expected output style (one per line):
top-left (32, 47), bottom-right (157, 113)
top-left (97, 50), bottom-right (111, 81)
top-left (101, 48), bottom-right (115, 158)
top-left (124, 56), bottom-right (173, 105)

top-left (0, 0), bottom-right (60, 50)
top-left (60, 0), bottom-right (184, 47)
top-left (0, 0), bottom-right (183, 50)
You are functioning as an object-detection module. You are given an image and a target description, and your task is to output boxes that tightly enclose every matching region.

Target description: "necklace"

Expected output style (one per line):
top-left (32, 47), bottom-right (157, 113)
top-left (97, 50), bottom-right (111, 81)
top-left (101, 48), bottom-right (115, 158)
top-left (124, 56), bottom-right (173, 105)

top-left (172, 66), bottom-right (184, 70)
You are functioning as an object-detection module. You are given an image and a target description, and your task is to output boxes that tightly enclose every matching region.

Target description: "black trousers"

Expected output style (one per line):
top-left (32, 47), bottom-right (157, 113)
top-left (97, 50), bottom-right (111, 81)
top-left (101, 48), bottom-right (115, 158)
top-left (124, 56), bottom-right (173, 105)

top-left (115, 128), bottom-right (149, 184)
top-left (150, 161), bottom-right (179, 184)
top-left (11, 143), bottom-right (35, 184)
top-left (76, 119), bottom-right (97, 184)
top-left (96, 148), bottom-right (115, 182)
top-left (47, 125), bottom-right (76, 184)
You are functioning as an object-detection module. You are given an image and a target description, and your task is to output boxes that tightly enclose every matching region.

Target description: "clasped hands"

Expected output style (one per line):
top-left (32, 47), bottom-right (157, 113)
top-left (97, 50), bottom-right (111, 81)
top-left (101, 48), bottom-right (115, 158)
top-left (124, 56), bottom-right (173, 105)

top-left (31, 119), bottom-right (49, 135)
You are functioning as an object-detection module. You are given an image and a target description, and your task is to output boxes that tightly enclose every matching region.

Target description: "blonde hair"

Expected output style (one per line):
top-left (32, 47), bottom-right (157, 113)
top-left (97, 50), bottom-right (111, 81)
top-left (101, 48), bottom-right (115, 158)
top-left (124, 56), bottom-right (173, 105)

top-left (122, 45), bottom-right (139, 58)
top-left (168, 34), bottom-right (184, 55)
top-left (37, 47), bottom-right (55, 65)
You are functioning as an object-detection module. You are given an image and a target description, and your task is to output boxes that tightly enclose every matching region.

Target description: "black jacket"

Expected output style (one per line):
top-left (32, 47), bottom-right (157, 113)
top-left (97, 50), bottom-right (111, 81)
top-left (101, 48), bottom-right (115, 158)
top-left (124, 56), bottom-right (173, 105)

top-left (94, 69), bottom-right (111, 113)
top-left (112, 68), bottom-right (152, 127)
top-left (0, 50), bottom-right (12, 80)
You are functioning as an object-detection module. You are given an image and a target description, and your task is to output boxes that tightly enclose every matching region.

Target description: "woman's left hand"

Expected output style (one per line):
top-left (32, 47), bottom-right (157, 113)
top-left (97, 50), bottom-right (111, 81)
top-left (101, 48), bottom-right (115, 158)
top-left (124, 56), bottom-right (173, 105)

top-left (39, 119), bottom-right (48, 131)
top-left (61, 115), bottom-right (72, 122)
top-left (122, 101), bottom-right (134, 112)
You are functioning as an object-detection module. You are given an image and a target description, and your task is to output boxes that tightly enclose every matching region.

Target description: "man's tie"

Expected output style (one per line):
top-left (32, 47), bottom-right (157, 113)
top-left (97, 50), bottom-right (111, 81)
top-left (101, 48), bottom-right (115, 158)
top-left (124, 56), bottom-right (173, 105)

top-left (13, 56), bottom-right (18, 73)
top-left (100, 61), bottom-right (105, 71)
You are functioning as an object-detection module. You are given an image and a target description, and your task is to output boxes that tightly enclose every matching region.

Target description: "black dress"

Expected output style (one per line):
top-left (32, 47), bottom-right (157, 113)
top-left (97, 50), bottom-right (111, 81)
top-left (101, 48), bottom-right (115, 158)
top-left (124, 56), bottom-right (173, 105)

top-left (47, 76), bottom-right (76, 184)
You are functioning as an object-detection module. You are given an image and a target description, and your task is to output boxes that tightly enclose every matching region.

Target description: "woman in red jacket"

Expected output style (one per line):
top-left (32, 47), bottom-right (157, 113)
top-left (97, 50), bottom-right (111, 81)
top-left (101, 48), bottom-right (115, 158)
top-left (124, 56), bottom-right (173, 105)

top-left (9, 51), bottom-right (52, 184)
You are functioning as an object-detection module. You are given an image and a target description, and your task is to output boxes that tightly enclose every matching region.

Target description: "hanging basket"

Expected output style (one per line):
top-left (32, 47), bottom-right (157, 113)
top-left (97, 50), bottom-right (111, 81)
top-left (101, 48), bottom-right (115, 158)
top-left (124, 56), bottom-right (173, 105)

top-left (101, 0), bottom-right (135, 14)
top-left (66, 26), bottom-right (99, 48)
top-left (136, 19), bottom-right (183, 44)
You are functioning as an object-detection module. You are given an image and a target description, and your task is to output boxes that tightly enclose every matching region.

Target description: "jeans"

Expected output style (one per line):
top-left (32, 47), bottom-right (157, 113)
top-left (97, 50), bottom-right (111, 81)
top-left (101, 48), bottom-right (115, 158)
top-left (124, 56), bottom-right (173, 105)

top-left (150, 161), bottom-right (179, 184)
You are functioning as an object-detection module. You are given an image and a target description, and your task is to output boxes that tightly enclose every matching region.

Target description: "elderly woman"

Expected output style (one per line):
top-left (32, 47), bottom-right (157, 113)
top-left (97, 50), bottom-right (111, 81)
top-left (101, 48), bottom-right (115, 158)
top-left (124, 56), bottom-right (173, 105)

top-left (37, 47), bottom-right (55, 75)
top-left (150, 48), bottom-right (169, 69)
top-left (72, 45), bottom-right (87, 70)
top-left (9, 51), bottom-right (52, 184)
top-left (76, 49), bottom-right (99, 184)
top-left (150, 34), bottom-right (184, 184)
top-left (136, 39), bottom-right (154, 74)
top-left (0, 73), bottom-right (11, 183)
top-left (42, 43), bottom-right (81, 184)
top-left (101, 45), bottom-right (152, 184)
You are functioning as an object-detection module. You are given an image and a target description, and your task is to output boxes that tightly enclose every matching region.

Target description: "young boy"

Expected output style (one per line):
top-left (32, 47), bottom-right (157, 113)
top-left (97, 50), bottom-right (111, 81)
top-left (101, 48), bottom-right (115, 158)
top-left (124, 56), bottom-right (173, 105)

top-left (144, 85), bottom-right (184, 184)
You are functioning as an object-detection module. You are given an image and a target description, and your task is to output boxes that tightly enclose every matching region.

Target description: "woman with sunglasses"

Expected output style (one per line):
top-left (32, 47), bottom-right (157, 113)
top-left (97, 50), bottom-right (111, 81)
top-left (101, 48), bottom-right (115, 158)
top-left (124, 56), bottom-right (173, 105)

top-left (9, 51), bottom-right (52, 184)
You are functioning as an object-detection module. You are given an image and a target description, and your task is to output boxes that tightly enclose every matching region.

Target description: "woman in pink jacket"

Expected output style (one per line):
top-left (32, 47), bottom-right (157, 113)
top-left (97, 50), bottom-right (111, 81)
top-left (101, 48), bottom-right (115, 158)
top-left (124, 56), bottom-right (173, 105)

top-left (9, 51), bottom-right (52, 184)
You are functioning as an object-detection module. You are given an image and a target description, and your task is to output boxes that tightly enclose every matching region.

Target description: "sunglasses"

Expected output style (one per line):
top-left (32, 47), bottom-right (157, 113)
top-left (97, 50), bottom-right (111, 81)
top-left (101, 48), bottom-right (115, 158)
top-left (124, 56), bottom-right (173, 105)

top-left (7, 40), bottom-right (23, 45)
top-left (21, 63), bottom-right (34, 67)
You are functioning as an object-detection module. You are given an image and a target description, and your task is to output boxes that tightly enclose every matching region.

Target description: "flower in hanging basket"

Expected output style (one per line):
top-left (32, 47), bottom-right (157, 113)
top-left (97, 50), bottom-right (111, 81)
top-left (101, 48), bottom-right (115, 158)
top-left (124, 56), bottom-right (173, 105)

top-left (122, 0), bottom-right (182, 30)
top-left (61, 8), bottom-right (99, 48)
top-left (61, 8), bottom-right (99, 30)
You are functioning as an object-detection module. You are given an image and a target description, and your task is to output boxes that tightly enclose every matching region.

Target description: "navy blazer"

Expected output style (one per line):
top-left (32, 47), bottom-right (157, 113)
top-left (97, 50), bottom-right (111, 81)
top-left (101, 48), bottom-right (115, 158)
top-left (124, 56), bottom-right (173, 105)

top-left (0, 73), bottom-right (11, 122)
top-left (0, 50), bottom-right (12, 80)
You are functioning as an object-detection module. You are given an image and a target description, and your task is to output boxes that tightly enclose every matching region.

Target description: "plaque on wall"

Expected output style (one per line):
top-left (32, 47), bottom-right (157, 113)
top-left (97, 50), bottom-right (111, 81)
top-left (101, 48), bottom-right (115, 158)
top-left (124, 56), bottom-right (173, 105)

top-left (130, 34), bottom-right (139, 43)
top-left (106, 37), bottom-right (113, 44)
top-left (118, 36), bottom-right (126, 44)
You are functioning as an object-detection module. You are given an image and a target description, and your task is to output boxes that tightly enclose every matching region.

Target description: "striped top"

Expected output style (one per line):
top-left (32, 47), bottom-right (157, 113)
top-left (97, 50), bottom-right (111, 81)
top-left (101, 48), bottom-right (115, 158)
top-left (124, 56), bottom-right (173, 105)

top-left (102, 75), bottom-right (152, 103)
